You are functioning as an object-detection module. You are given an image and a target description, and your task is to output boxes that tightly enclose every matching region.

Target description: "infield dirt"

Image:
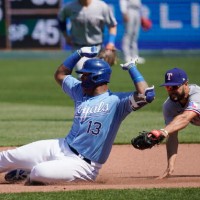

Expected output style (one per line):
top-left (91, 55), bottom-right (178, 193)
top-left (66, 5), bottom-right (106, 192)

top-left (0, 144), bottom-right (200, 193)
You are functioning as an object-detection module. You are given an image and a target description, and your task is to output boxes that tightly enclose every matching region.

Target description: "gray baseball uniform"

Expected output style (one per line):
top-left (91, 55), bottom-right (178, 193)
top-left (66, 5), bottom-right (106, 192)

top-left (58, 0), bottom-right (117, 46)
top-left (119, 0), bottom-right (141, 62)
top-left (163, 84), bottom-right (200, 126)
top-left (58, 0), bottom-right (117, 74)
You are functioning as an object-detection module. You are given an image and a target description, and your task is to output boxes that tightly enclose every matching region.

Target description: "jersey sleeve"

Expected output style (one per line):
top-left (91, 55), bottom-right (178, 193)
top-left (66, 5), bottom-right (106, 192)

top-left (115, 92), bottom-right (135, 114)
top-left (186, 101), bottom-right (200, 115)
top-left (57, 3), bottom-right (71, 21)
top-left (62, 75), bottom-right (82, 100)
top-left (185, 94), bottom-right (200, 116)
top-left (102, 3), bottom-right (117, 27)
top-left (185, 86), bottom-right (200, 125)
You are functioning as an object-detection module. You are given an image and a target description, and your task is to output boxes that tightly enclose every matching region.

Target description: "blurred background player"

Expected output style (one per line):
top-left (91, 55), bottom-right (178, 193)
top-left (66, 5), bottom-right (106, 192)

top-left (57, 0), bottom-right (117, 76)
top-left (119, 0), bottom-right (148, 64)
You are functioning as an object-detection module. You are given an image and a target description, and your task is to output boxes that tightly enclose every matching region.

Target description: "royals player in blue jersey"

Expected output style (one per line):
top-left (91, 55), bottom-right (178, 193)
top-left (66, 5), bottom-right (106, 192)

top-left (0, 47), bottom-right (155, 184)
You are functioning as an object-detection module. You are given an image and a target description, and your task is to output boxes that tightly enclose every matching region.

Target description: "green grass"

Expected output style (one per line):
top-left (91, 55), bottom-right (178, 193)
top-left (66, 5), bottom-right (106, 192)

top-left (0, 52), bottom-right (200, 197)
top-left (1, 102), bottom-right (199, 146)
top-left (0, 103), bottom-right (73, 146)
top-left (0, 188), bottom-right (200, 200)
top-left (0, 54), bottom-right (200, 146)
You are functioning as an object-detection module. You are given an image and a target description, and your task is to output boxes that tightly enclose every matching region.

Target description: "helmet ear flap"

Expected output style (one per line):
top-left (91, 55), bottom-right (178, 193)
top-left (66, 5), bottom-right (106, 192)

top-left (91, 73), bottom-right (110, 84)
top-left (92, 75), bottom-right (99, 81)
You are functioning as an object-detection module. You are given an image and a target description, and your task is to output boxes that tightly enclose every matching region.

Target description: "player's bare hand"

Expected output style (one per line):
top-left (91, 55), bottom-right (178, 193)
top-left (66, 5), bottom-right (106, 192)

top-left (77, 46), bottom-right (99, 58)
top-left (120, 57), bottom-right (138, 70)
top-left (105, 43), bottom-right (116, 51)
top-left (156, 167), bottom-right (174, 179)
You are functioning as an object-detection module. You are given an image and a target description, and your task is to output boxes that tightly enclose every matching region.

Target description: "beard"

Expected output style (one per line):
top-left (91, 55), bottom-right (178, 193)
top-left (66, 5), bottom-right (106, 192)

top-left (169, 90), bottom-right (186, 102)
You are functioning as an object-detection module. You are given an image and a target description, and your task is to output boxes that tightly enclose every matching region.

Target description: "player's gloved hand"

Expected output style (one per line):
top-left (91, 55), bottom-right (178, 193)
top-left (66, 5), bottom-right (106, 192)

top-left (145, 86), bottom-right (155, 103)
top-left (150, 129), bottom-right (168, 138)
top-left (77, 46), bottom-right (99, 58)
top-left (120, 57), bottom-right (138, 70)
top-left (131, 129), bottom-right (167, 150)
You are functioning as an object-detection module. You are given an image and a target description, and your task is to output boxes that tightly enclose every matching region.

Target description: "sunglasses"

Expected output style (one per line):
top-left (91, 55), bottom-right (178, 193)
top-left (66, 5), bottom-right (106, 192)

top-left (165, 82), bottom-right (185, 91)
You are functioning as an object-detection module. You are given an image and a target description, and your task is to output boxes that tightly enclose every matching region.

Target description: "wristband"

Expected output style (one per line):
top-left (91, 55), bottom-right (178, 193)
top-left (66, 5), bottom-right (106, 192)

top-left (160, 129), bottom-right (169, 137)
top-left (108, 33), bottom-right (116, 44)
top-left (129, 65), bottom-right (145, 83)
top-left (63, 51), bottom-right (81, 71)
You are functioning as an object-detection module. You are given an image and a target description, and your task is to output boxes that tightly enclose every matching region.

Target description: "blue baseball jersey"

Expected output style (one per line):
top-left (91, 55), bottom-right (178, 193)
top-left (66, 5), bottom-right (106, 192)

top-left (62, 75), bottom-right (135, 164)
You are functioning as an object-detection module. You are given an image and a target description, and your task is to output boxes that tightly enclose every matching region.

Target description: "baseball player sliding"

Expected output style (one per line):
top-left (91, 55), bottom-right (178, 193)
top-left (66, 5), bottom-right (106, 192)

top-left (0, 47), bottom-right (155, 185)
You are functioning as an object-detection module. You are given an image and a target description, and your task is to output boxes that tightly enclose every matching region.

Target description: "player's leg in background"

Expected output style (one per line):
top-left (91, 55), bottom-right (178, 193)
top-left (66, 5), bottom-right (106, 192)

top-left (121, 10), bottom-right (133, 62)
top-left (130, 10), bottom-right (145, 64)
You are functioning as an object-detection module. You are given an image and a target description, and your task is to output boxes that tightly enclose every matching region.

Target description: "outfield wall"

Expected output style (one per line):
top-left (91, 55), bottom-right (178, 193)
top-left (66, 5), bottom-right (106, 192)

top-left (0, 0), bottom-right (199, 51)
top-left (63, 0), bottom-right (200, 51)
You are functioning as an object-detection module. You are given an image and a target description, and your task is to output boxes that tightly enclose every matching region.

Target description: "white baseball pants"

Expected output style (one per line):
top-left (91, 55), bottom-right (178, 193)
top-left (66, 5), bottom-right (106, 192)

top-left (0, 138), bottom-right (102, 184)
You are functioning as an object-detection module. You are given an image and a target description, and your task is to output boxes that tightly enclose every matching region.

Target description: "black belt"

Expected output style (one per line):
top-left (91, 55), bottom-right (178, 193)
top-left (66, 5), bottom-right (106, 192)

top-left (74, 43), bottom-right (102, 47)
top-left (68, 145), bottom-right (91, 165)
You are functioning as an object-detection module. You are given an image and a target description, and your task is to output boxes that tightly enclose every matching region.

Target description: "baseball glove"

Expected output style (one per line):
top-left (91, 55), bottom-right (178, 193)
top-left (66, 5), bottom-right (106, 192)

top-left (131, 130), bottom-right (166, 150)
top-left (97, 48), bottom-right (117, 66)
top-left (141, 17), bottom-right (152, 31)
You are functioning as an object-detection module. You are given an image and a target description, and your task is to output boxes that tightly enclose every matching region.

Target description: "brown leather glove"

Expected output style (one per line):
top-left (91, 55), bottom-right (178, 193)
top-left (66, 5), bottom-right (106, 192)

top-left (98, 48), bottom-right (117, 66)
top-left (141, 17), bottom-right (152, 31)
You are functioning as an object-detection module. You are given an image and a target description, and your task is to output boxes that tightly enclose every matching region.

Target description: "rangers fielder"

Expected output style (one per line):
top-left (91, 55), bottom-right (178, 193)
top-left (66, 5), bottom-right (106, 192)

top-left (57, 0), bottom-right (117, 75)
top-left (155, 68), bottom-right (200, 178)
top-left (0, 47), bottom-right (155, 184)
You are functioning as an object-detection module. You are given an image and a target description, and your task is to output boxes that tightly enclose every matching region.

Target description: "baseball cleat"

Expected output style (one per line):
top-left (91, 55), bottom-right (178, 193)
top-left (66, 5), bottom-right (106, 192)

top-left (5, 169), bottom-right (30, 183)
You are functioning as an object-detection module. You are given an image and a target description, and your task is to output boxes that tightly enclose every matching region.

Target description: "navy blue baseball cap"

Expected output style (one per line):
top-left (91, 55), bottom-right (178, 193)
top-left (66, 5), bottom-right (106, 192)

top-left (160, 68), bottom-right (188, 86)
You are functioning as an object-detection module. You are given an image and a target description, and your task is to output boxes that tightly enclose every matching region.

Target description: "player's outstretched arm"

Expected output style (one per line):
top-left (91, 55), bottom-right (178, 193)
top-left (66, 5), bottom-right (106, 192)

top-left (157, 132), bottom-right (178, 179)
top-left (120, 58), bottom-right (155, 104)
top-left (120, 58), bottom-right (148, 93)
top-left (54, 46), bottom-right (99, 86)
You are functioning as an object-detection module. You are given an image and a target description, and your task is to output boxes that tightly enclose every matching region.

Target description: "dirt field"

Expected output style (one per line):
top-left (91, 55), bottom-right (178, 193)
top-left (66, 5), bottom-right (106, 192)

top-left (0, 144), bottom-right (200, 193)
